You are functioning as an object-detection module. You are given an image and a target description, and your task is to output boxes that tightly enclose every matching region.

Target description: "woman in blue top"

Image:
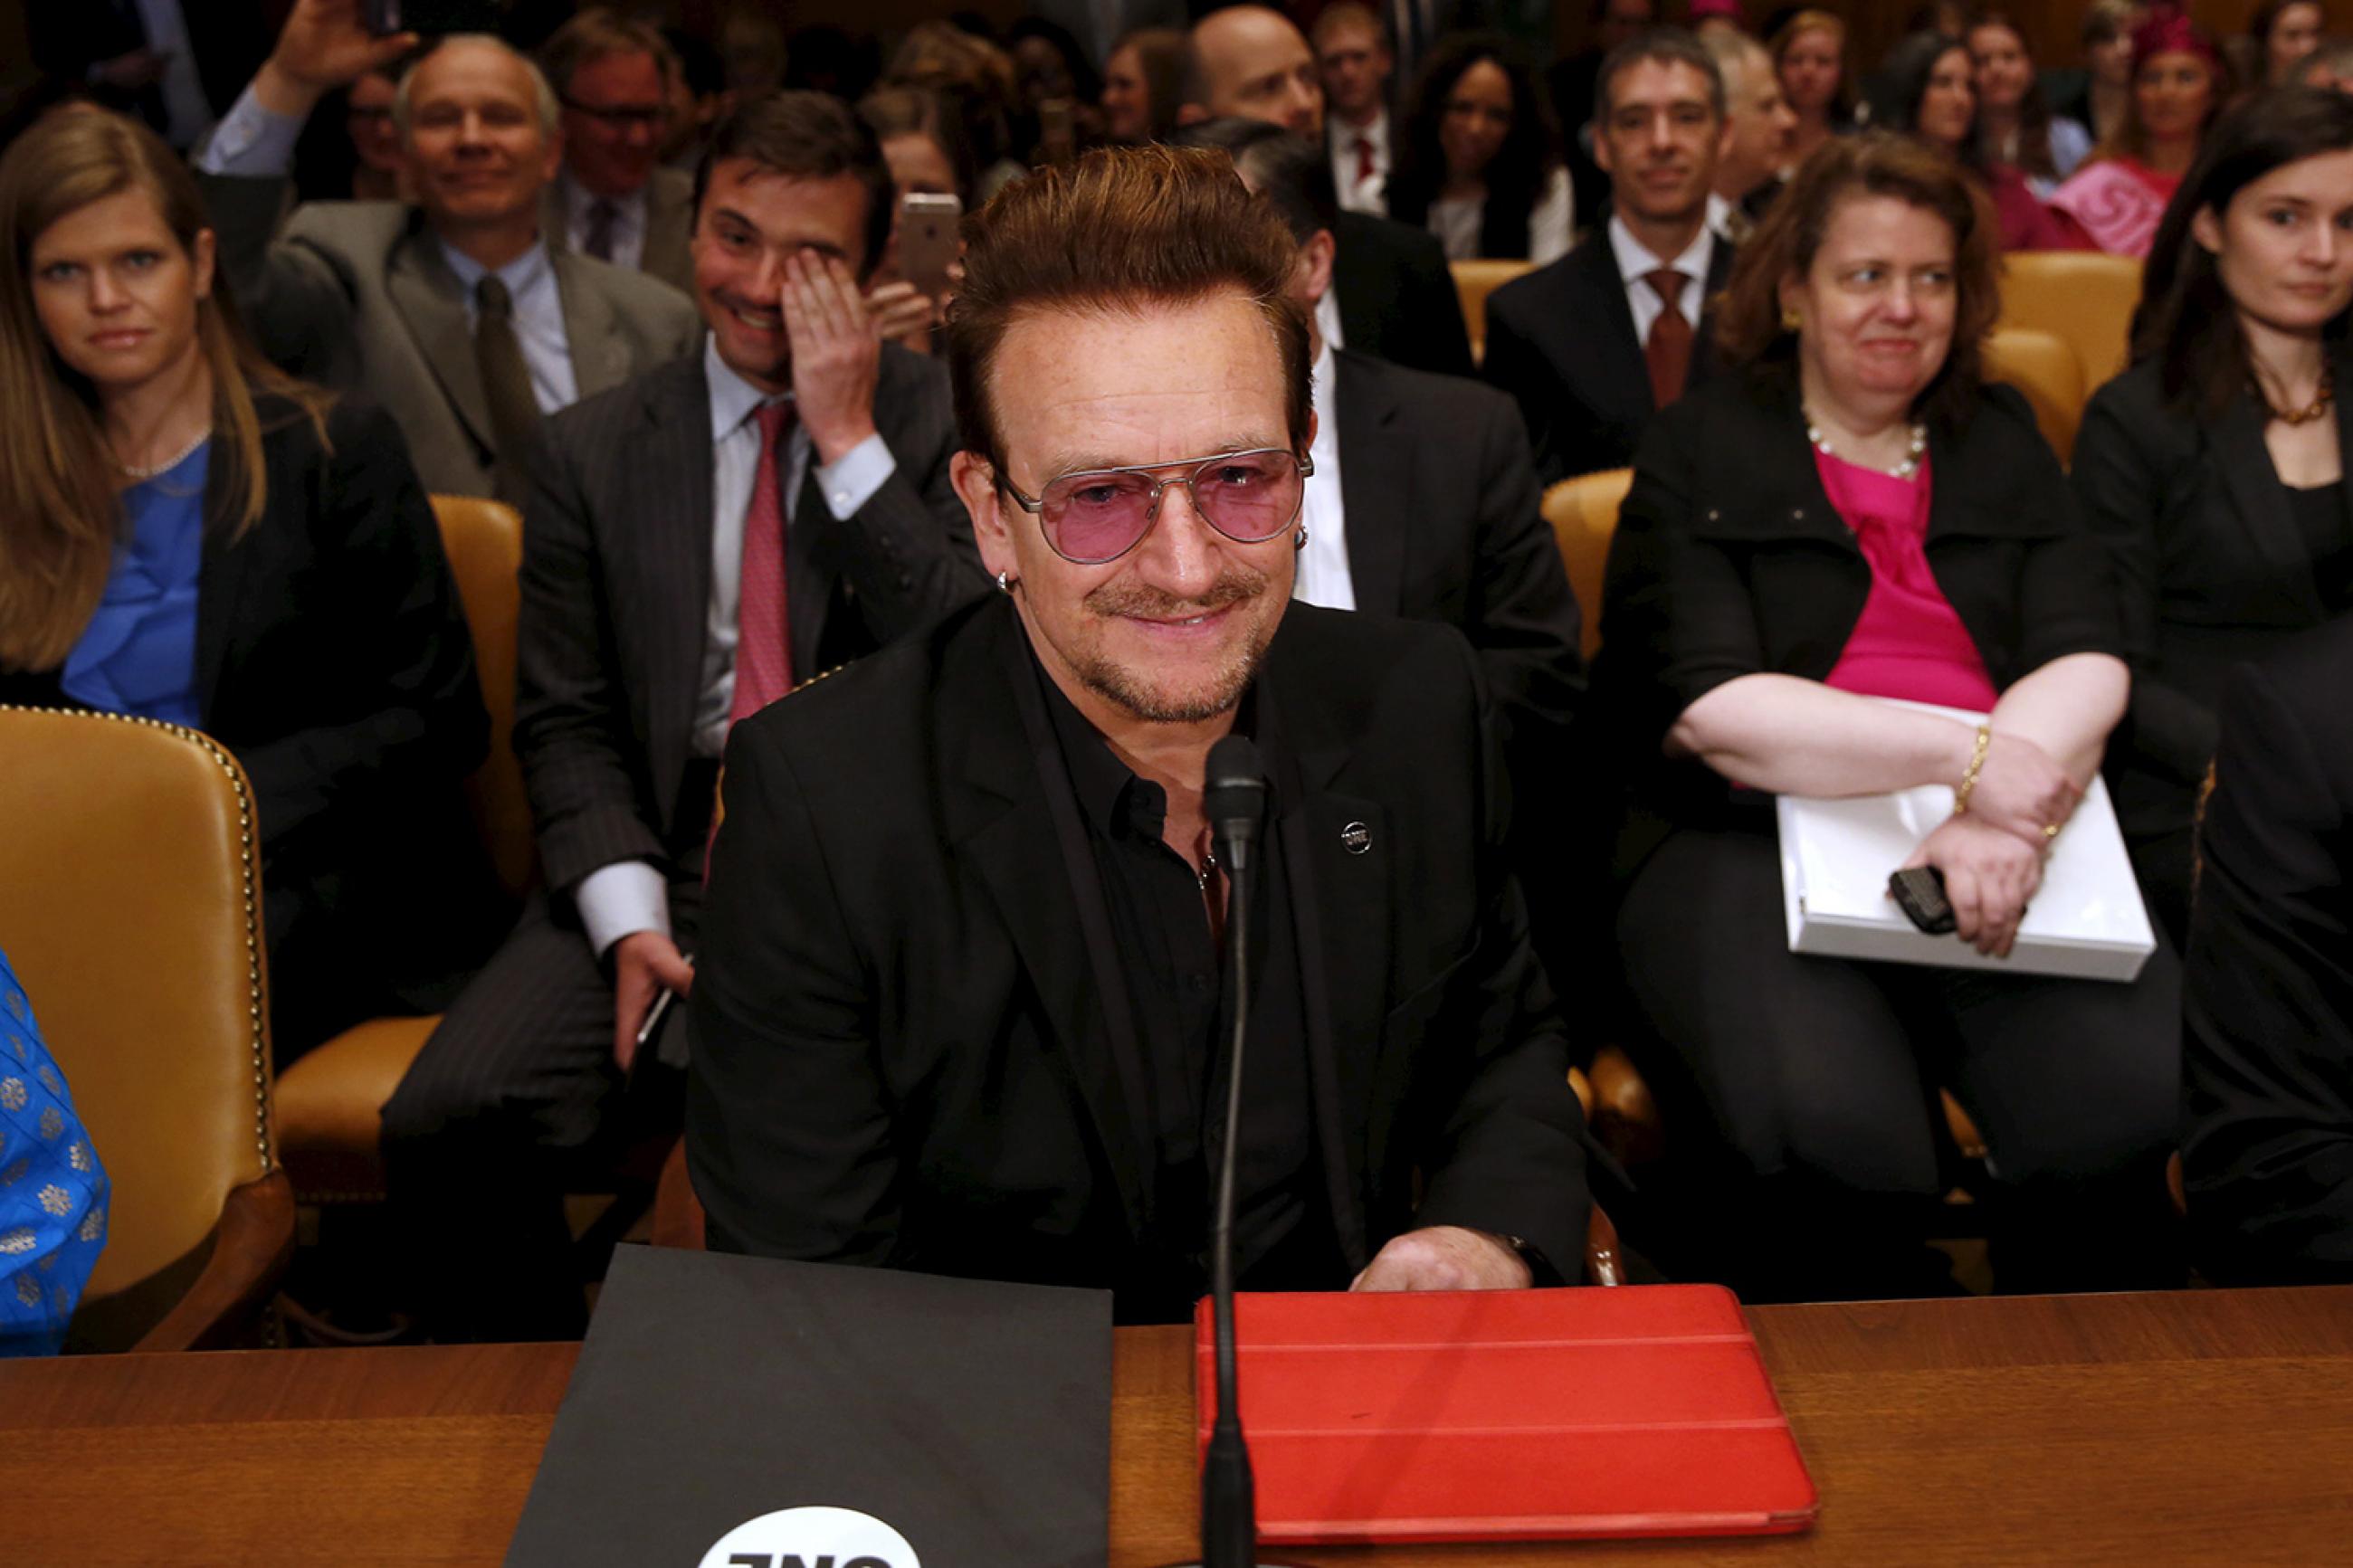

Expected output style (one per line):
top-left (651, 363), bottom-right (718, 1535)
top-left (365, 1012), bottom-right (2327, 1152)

top-left (0, 948), bottom-right (108, 1358)
top-left (0, 108), bottom-right (501, 1059)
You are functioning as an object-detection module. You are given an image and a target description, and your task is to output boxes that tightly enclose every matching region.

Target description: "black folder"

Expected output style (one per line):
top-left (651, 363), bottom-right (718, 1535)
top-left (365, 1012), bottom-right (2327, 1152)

top-left (503, 1245), bottom-right (1113, 1567)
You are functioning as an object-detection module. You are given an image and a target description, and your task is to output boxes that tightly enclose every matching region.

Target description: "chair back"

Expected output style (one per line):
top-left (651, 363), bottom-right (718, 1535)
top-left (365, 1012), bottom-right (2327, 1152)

top-left (0, 707), bottom-right (281, 1341)
top-left (1542, 468), bottom-right (1634, 661)
top-left (1983, 325), bottom-right (2088, 464)
top-left (428, 495), bottom-right (535, 901)
top-left (1995, 252), bottom-right (2142, 393)
top-left (1452, 259), bottom-right (1535, 365)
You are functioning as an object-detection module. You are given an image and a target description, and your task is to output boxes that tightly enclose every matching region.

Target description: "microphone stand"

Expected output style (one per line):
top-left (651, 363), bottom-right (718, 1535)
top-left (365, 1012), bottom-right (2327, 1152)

top-left (1198, 822), bottom-right (1255, 1568)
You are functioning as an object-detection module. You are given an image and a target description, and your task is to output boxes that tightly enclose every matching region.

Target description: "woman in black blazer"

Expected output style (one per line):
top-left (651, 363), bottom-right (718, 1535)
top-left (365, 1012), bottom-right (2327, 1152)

top-left (0, 108), bottom-right (499, 1058)
top-left (2072, 87), bottom-right (2353, 946)
top-left (1595, 133), bottom-right (2179, 1301)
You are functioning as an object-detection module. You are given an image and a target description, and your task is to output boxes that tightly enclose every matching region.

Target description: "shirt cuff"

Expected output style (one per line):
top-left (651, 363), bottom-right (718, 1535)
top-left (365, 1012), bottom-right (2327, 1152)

top-left (815, 433), bottom-right (896, 519)
top-left (575, 860), bottom-right (672, 958)
top-left (193, 83), bottom-right (303, 176)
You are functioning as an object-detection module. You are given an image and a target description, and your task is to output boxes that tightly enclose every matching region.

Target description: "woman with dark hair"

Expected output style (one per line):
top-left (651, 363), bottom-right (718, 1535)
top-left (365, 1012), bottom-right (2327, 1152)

top-left (1101, 27), bottom-right (1186, 147)
top-left (1005, 16), bottom-right (1104, 162)
top-left (1772, 10), bottom-right (1854, 171)
top-left (1386, 33), bottom-right (1570, 264)
top-left (1872, 32), bottom-right (2090, 252)
top-left (1969, 10), bottom-right (2091, 191)
top-left (2051, 0), bottom-right (2148, 151)
top-left (2072, 86), bottom-right (2353, 944)
top-left (2051, 6), bottom-right (2227, 257)
top-left (2252, 0), bottom-right (2327, 89)
top-left (1596, 130), bottom-right (2178, 1300)
top-left (0, 109), bottom-right (493, 1060)
top-left (857, 87), bottom-right (976, 355)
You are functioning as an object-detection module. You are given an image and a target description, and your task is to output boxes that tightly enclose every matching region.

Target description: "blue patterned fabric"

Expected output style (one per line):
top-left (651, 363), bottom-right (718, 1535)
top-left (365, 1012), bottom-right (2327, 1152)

top-left (59, 442), bottom-right (207, 728)
top-left (0, 949), bottom-right (109, 1357)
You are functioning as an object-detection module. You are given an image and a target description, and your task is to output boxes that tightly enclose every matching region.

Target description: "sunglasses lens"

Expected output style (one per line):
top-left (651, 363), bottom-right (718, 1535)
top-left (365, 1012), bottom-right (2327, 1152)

top-left (1042, 470), bottom-right (1157, 563)
top-left (1194, 452), bottom-right (1300, 542)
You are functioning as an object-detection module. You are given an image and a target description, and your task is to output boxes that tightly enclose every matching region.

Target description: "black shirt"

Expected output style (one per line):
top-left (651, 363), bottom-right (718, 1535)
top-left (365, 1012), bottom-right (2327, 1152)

top-left (2285, 477), bottom-right (2353, 614)
top-left (1033, 657), bottom-right (1341, 1314)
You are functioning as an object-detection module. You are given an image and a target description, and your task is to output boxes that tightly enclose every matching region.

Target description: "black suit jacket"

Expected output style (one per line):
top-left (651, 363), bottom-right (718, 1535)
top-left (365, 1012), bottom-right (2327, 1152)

top-left (0, 395), bottom-right (494, 1044)
top-left (1331, 210), bottom-right (1475, 379)
top-left (2072, 357), bottom-right (2353, 846)
top-left (2183, 617), bottom-right (2353, 1285)
top-left (1329, 349), bottom-right (1584, 762)
top-left (514, 346), bottom-right (984, 894)
top-left (1594, 371), bottom-right (2121, 847)
top-left (684, 596), bottom-right (1597, 1320)
top-left (1481, 225), bottom-right (1736, 486)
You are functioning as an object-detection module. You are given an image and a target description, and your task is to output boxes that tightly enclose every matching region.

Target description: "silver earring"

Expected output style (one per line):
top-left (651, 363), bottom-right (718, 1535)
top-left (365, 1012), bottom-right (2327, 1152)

top-left (996, 570), bottom-right (1016, 594)
top-left (1293, 527), bottom-right (1310, 551)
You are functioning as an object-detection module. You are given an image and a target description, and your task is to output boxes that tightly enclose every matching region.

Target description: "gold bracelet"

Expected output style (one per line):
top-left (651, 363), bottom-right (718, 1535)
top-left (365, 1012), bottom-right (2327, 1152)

top-left (1952, 725), bottom-right (1992, 815)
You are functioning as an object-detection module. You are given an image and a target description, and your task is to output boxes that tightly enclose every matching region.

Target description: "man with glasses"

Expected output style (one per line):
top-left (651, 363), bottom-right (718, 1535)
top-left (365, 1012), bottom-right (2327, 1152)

top-left (192, 0), bottom-right (699, 502)
top-left (538, 7), bottom-right (696, 291)
top-left (684, 147), bottom-right (1600, 1323)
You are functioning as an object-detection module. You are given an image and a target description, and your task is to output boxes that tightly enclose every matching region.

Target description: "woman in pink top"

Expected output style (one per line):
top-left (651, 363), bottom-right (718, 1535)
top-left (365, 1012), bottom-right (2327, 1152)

top-left (2051, 7), bottom-right (2226, 256)
top-left (1595, 132), bottom-right (2178, 1302)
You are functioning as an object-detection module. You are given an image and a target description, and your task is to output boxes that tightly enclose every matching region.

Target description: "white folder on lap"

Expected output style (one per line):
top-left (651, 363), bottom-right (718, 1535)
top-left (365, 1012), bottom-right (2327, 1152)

top-left (1775, 703), bottom-right (2158, 984)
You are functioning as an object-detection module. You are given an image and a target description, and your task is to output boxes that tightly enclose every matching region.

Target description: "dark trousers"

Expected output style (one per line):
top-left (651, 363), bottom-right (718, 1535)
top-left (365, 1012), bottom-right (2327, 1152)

top-left (1615, 828), bottom-right (2184, 1300)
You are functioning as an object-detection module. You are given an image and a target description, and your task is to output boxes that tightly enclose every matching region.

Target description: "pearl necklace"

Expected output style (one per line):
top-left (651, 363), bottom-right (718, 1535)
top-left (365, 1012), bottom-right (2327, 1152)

top-left (118, 424), bottom-right (213, 480)
top-left (1805, 412), bottom-right (1928, 480)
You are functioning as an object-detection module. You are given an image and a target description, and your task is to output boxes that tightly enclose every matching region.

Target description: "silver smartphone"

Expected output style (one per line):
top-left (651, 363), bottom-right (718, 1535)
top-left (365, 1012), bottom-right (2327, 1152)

top-left (898, 191), bottom-right (963, 299)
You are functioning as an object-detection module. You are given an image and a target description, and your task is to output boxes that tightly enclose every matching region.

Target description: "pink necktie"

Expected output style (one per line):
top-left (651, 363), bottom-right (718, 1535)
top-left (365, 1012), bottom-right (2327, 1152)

top-left (730, 401), bottom-right (795, 728)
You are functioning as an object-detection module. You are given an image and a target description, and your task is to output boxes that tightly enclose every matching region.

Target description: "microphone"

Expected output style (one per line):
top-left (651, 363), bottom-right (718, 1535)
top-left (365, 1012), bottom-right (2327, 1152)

top-left (1198, 735), bottom-right (1268, 1568)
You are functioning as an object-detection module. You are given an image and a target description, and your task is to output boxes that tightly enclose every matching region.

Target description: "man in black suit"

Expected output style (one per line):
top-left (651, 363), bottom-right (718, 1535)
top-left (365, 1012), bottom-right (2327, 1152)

top-left (382, 92), bottom-right (984, 1341)
top-left (1179, 5), bottom-right (1472, 376)
top-left (1484, 28), bottom-right (1735, 485)
top-left (2183, 618), bottom-right (2353, 1286)
top-left (686, 145), bottom-right (1596, 1323)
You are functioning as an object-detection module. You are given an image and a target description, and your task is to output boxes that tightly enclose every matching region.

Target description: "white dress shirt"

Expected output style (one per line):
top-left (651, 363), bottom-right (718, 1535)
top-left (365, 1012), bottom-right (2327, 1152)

top-left (1329, 108), bottom-right (1392, 217)
top-left (559, 173), bottom-right (649, 272)
top-left (573, 337), bottom-right (897, 955)
top-left (1314, 290), bottom-right (1346, 356)
top-left (1608, 212), bottom-right (1717, 348)
top-left (1292, 341), bottom-right (1355, 611)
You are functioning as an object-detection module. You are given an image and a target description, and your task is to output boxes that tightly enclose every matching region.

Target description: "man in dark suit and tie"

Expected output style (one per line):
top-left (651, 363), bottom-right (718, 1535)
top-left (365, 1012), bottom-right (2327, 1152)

top-left (1483, 28), bottom-right (1735, 485)
top-left (381, 90), bottom-right (985, 1341)
top-left (686, 145), bottom-right (1597, 1324)
top-left (194, 1), bottom-right (700, 503)
top-left (1181, 5), bottom-right (1473, 377)
top-left (536, 8), bottom-right (699, 293)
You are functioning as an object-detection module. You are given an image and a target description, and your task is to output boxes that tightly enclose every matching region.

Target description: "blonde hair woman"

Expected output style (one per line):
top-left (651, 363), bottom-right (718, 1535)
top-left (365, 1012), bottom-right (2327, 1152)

top-left (0, 107), bottom-right (500, 1058)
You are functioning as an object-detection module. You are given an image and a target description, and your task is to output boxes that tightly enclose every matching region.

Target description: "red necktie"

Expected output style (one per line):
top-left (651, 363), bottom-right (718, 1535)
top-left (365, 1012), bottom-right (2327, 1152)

top-left (1643, 268), bottom-right (1692, 409)
top-left (730, 401), bottom-right (795, 728)
top-left (1355, 135), bottom-right (1376, 188)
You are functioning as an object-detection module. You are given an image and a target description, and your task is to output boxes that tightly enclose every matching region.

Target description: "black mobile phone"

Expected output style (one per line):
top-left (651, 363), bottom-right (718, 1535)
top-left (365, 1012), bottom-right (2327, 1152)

top-left (1889, 866), bottom-right (1958, 936)
top-left (365, 0), bottom-right (501, 36)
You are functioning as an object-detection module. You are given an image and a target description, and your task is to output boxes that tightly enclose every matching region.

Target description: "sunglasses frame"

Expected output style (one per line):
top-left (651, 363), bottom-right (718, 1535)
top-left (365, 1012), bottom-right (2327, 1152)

top-left (996, 446), bottom-right (1315, 565)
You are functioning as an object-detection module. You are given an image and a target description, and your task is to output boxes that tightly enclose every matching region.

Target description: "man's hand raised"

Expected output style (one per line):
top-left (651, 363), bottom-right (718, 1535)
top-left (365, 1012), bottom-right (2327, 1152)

top-left (256, 0), bottom-right (420, 119)
top-left (782, 251), bottom-right (881, 465)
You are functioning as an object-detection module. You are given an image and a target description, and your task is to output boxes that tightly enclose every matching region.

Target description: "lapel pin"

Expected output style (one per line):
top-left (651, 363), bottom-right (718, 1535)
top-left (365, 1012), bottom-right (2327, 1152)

top-left (1340, 821), bottom-right (1371, 855)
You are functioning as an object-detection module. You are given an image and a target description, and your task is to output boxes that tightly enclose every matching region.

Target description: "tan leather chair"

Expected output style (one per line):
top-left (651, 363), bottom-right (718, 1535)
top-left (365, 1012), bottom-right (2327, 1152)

top-left (1983, 325), bottom-right (2089, 465)
top-left (1452, 258), bottom-right (1535, 366)
top-left (1996, 252), bottom-right (2142, 394)
top-left (273, 495), bottom-right (533, 1203)
top-left (1541, 468), bottom-right (1632, 662)
top-left (0, 707), bottom-right (294, 1350)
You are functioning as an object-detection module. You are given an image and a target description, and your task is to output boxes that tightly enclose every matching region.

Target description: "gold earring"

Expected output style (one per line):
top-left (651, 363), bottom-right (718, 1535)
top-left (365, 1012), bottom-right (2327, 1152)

top-left (1780, 307), bottom-right (1803, 333)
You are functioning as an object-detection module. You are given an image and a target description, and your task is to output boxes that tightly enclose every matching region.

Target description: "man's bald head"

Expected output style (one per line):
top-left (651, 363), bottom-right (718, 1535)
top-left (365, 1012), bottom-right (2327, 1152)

top-left (1182, 5), bottom-right (1325, 139)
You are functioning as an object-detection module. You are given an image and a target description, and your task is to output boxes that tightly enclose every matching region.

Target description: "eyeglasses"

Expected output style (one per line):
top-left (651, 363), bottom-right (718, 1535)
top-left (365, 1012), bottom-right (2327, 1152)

top-left (559, 95), bottom-right (672, 130)
top-left (998, 447), bottom-right (1313, 565)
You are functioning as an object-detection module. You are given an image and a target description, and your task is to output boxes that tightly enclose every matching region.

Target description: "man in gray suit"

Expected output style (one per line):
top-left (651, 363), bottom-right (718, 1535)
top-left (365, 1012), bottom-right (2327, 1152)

top-left (194, 0), bottom-right (699, 503)
top-left (379, 90), bottom-right (986, 1341)
top-left (535, 6), bottom-right (697, 292)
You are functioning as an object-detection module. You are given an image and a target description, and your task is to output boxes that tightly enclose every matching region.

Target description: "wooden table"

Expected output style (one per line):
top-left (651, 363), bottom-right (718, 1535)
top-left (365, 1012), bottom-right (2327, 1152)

top-left (5, 1287), bottom-right (2352, 1565)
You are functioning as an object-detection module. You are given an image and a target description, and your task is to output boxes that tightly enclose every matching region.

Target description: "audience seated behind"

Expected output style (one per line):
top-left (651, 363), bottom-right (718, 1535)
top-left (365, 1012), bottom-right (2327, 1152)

top-left (1870, 30), bottom-right (2092, 255)
top-left (1771, 10), bottom-right (1856, 175)
top-left (1703, 27), bottom-right (1797, 242)
top-left (537, 8), bottom-right (698, 294)
top-left (2072, 87), bottom-right (2353, 949)
top-left (688, 146), bottom-right (1603, 1326)
top-left (0, 107), bottom-right (498, 1061)
top-left (2049, 11), bottom-right (2224, 260)
top-left (191, 3), bottom-right (700, 504)
top-left (0, 948), bottom-right (107, 1357)
top-left (1180, 5), bottom-right (1473, 377)
top-left (1101, 26), bottom-right (1189, 147)
top-left (2182, 615), bottom-right (2353, 1285)
top-left (1315, 3), bottom-right (1396, 217)
top-left (1968, 10), bottom-right (2093, 195)
top-left (1591, 131), bottom-right (2181, 1303)
top-left (380, 90), bottom-right (983, 1344)
top-left (1385, 34), bottom-right (1573, 267)
top-left (1481, 28), bottom-right (1734, 487)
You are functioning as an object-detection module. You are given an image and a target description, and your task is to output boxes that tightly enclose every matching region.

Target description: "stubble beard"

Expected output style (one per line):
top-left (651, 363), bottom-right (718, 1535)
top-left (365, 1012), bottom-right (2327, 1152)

top-left (1069, 567), bottom-right (1276, 724)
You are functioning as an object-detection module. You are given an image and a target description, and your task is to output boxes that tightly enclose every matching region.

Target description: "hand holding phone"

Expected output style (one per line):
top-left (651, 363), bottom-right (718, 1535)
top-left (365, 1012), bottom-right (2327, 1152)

top-left (896, 192), bottom-right (963, 301)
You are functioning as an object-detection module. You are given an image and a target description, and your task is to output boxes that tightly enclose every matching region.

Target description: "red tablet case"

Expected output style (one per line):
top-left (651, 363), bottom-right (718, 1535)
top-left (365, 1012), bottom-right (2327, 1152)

top-left (1193, 1285), bottom-right (1819, 1544)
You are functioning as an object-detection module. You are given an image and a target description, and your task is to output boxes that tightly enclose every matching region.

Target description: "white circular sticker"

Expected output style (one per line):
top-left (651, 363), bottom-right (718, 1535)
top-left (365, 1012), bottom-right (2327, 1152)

top-left (696, 1506), bottom-right (919, 1568)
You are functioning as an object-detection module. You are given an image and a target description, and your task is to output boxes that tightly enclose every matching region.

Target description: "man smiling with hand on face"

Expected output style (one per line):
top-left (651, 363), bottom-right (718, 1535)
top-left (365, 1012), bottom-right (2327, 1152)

top-left (685, 146), bottom-right (1600, 1323)
top-left (379, 90), bottom-right (977, 1344)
